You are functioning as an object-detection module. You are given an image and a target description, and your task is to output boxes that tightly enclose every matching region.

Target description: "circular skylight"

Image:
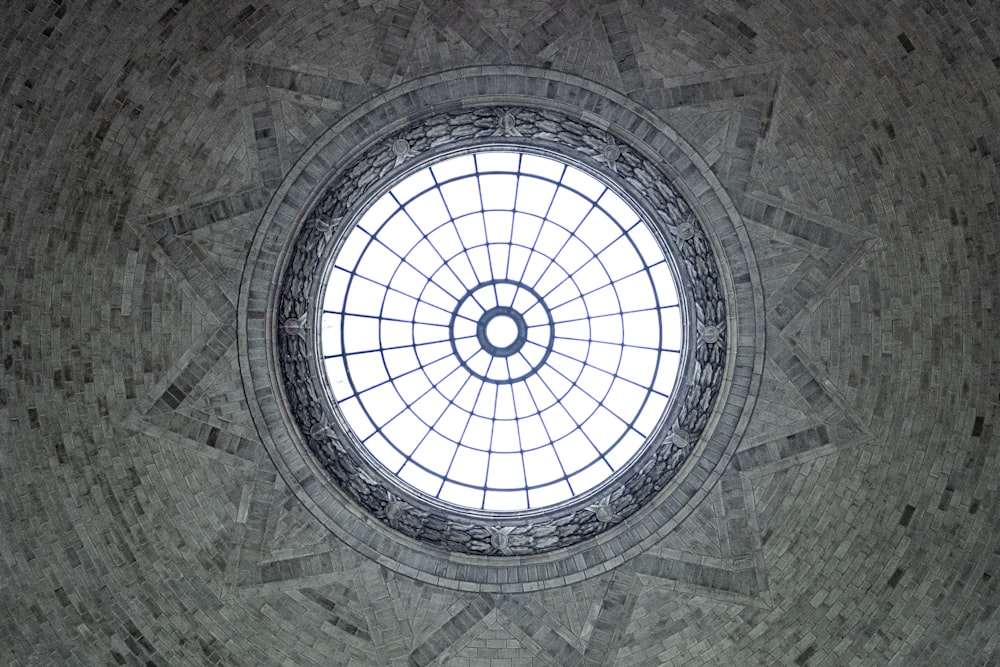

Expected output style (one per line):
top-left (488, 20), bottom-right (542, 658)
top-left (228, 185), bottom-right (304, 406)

top-left (320, 151), bottom-right (683, 511)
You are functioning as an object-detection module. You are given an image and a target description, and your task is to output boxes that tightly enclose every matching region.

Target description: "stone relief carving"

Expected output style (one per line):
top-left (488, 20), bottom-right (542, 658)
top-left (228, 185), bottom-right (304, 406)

top-left (275, 105), bottom-right (729, 555)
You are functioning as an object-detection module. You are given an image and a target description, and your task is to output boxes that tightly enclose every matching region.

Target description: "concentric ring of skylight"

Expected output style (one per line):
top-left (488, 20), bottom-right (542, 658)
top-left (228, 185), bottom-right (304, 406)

top-left (321, 151), bottom-right (683, 511)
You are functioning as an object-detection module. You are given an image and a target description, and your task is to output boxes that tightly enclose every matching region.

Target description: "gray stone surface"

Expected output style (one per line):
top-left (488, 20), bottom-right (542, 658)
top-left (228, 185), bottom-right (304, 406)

top-left (1, 1), bottom-right (998, 665)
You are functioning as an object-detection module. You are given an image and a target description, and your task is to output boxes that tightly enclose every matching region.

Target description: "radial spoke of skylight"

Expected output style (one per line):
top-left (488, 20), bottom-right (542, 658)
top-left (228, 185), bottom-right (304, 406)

top-left (336, 344), bottom-right (451, 403)
top-left (372, 232), bottom-right (469, 305)
top-left (322, 150), bottom-right (685, 511)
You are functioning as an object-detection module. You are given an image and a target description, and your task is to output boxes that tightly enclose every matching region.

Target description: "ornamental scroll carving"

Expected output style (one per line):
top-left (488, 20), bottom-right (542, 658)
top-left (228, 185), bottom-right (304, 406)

top-left (275, 106), bottom-right (729, 556)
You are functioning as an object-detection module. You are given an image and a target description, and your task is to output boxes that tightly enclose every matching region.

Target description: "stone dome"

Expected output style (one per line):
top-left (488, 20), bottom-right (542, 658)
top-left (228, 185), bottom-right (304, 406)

top-left (2, 2), bottom-right (998, 665)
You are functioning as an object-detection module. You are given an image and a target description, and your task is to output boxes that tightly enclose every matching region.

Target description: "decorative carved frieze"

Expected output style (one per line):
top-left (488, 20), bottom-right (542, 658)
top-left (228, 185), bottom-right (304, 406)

top-left (274, 105), bottom-right (729, 555)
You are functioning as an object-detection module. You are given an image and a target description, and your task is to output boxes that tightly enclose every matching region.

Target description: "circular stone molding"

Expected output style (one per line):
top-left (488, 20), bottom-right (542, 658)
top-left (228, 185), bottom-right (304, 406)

top-left (239, 67), bottom-right (763, 592)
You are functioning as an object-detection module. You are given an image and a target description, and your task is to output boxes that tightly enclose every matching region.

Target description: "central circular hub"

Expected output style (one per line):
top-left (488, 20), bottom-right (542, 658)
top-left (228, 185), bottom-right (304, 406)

top-left (450, 279), bottom-right (554, 385)
top-left (478, 307), bottom-right (526, 356)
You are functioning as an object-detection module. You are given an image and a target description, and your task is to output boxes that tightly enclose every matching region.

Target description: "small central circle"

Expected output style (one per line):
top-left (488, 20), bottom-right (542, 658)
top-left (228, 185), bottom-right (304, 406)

top-left (475, 306), bottom-right (529, 359)
top-left (486, 315), bottom-right (518, 348)
top-left (450, 280), bottom-right (555, 384)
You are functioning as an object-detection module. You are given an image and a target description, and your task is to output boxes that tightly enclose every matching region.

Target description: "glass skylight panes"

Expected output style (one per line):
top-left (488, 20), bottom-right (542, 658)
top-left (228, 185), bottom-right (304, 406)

top-left (322, 151), bottom-right (684, 511)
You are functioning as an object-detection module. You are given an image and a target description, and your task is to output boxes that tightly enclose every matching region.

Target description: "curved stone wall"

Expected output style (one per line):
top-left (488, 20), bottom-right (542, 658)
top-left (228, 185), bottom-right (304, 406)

top-left (4, 3), bottom-right (998, 663)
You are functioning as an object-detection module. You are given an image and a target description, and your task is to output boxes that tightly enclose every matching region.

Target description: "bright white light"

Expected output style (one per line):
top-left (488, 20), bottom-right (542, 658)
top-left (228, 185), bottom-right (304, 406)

top-left (322, 151), bottom-right (683, 511)
top-left (486, 316), bottom-right (518, 347)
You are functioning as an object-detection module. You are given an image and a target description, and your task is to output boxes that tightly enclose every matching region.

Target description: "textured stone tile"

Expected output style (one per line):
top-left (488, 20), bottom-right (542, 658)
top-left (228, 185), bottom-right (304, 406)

top-left (3, 1), bottom-right (1000, 664)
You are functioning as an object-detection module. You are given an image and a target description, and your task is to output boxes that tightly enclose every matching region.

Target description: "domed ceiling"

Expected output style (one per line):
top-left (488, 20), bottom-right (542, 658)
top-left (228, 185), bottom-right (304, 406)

top-left (2, 2), bottom-right (998, 665)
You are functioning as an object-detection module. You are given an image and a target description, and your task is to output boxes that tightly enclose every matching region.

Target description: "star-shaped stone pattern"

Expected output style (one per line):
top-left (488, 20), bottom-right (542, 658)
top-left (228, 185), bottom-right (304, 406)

top-left (121, 5), bottom-right (882, 662)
